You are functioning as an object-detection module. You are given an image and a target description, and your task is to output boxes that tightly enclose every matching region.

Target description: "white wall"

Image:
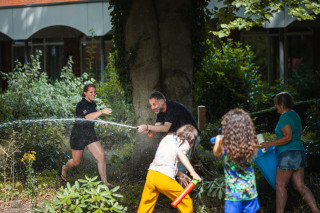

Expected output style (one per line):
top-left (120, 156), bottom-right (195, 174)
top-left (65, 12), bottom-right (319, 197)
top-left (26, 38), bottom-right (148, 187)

top-left (0, 2), bottom-right (112, 40)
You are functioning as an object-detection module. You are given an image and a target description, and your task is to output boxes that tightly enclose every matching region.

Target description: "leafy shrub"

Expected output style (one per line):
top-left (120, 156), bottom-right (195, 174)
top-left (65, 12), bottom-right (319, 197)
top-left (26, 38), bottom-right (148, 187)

top-left (195, 176), bottom-right (225, 200)
top-left (194, 38), bottom-right (263, 122)
top-left (304, 99), bottom-right (320, 174)
top-left (0, 52), bottom-right (105, 122)
top-left (96, 52), bottom-right (135, 125)
top-left (288, 66), bottom-right (320, 100)
top-left (191, 121), bottom-right (225, 209)
top-left (305, 99), bottom-right (320, 135)
top-left (0, 51), bottom-right (106, 175)
top-left (194, 38), bottom-right (296, 123)
top-left (35, 176), bottom-right (127, 212)
top-left (37, 169), bottom-right (59, 187)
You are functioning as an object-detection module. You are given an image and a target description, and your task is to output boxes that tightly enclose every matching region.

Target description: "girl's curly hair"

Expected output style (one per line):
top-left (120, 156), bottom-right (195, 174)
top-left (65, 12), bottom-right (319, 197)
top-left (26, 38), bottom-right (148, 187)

top-left (222, 108), bottom-right (258, 163)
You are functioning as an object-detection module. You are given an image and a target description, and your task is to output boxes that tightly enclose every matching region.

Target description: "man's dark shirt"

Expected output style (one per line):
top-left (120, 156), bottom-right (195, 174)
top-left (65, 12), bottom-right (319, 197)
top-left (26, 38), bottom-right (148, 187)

top-left (156, 99), bottom-right (200, 135)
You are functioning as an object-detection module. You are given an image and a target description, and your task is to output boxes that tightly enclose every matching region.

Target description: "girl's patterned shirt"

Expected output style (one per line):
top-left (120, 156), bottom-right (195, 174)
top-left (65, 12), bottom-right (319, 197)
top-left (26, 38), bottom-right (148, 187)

top-left (223, 155), bottom-right (258, 201)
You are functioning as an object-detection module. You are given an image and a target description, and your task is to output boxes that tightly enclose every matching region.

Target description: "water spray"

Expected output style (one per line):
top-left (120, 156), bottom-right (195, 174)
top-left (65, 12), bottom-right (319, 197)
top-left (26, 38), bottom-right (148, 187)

top-left (171, 179), bottom-right (199, 208)
top-left (0, 118), bottom-right (137, 130)
top-left (97, 119), bottom-right (136, 129)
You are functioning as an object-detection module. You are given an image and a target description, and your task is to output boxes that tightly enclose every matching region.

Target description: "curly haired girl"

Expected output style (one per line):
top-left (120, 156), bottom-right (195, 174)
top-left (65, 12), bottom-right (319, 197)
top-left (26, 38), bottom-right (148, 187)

top-left (213, 108), bottom-right (260, 213)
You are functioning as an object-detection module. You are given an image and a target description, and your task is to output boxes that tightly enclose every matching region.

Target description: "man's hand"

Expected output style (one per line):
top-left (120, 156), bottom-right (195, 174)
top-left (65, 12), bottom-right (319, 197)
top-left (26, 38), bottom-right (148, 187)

top-left (137, 124), bottom-right (148, 133)
top-left (177, 172), bottom-right (191, 188)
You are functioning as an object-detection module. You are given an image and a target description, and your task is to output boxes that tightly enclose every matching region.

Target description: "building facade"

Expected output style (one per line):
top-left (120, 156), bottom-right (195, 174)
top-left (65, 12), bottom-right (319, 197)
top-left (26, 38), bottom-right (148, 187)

top-left (1, 0), bottom-right (319, 90)
top-left (0, 0), bottom-right (113, 90)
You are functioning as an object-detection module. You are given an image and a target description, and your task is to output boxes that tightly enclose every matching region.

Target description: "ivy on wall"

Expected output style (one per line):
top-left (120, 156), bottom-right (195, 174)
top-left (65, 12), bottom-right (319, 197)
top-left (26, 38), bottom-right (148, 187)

top-left (184, 0), bottom-right (211, 77)
top-left (108, 0), bottom-right (133, 102)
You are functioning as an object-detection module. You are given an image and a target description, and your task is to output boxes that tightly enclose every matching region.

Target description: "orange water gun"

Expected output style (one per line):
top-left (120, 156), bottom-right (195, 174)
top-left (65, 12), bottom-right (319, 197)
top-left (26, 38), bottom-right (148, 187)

top-left (147, 130), bottom-right (158, 148)
top-left (171, 179), bottom-right (199, 208)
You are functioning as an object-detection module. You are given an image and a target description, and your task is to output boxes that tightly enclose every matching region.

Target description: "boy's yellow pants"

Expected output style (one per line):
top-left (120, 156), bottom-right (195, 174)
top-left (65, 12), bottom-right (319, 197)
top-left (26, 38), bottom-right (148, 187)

top-left (137, 170), bottom-right (193, 213)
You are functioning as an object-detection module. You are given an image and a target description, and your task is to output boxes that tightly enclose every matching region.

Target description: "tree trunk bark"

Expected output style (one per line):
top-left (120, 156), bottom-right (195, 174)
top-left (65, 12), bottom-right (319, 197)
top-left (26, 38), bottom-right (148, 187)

top-left (125, 0), bottom-right (194, 177)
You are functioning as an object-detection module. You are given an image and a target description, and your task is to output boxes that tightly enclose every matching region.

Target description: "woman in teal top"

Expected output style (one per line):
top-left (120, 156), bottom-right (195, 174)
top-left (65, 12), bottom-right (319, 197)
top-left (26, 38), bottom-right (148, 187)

top-left (261, 92), bottom-right (319, 213)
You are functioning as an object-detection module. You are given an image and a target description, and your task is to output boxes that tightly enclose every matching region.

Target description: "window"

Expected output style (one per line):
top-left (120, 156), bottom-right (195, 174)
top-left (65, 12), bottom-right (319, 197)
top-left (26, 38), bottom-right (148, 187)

top-left (12, 38), bottom-right (64, 80)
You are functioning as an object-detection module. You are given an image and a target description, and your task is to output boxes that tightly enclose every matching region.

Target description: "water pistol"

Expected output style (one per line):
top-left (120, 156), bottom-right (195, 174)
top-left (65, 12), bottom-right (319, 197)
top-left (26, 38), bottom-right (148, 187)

top-left (171, 179), bottom-right (199, 208)
top-left (210, 135), bottom-right (223, 144)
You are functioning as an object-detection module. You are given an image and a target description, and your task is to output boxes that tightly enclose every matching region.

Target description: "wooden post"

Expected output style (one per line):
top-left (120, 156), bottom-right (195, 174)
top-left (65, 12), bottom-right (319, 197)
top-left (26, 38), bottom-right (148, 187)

top-left (197, 106), bottom-right (206, 131)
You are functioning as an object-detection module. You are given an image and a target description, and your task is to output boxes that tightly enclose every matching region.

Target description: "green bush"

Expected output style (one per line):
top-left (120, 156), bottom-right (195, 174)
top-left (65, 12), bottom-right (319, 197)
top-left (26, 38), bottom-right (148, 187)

top-left (288, 66), bottom-right (320, 100)
top-left (0, 52), bottom-right (103, 121)
top-left (304, 99), bottom-right (320, 174)
top-left (0, 50), bottom-right (137, 183)
top-left (0, 52), bottom-right (96, 175)
top-left (194, 38), bottom-right (263, 121)
top-left (96, 52), bottom-right (135, 125)
top-left (305, 99), bottom-right (320, 134)
top-left (194, 38), bottom-right (296, 122)
top-left (35, 176), bottom-right (127, 212)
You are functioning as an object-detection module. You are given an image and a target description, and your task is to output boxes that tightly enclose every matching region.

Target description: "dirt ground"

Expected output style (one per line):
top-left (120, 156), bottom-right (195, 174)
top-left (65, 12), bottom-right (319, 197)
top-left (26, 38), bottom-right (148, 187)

top-left (0, 188), bottom-right (56, 213)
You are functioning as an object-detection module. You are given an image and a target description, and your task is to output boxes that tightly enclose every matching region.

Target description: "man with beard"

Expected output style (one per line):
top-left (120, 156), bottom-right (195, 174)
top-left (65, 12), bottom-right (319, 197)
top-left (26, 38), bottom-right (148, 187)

top-left (137, 91), bottom-right (200, 187)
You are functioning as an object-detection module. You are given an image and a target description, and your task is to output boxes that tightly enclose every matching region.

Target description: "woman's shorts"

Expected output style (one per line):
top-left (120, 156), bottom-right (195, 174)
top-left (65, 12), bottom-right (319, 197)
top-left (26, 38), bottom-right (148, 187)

top-left (277, 150), bottom-right (307, 170)
top-left (225, 197), bottom-right (260, 213)
top-left (70, 127), bottom-right (99, 150)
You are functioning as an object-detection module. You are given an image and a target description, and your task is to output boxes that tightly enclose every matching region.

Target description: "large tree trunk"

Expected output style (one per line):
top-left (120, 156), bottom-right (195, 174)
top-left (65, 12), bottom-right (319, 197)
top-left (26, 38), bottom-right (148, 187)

top-left (125, 0), bottom-right (194, 177)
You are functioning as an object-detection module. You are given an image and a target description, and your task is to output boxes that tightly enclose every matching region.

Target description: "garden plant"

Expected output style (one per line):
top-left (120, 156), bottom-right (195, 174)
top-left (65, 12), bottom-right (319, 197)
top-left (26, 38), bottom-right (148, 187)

top-left (0, 38), bottom-right (319, 212)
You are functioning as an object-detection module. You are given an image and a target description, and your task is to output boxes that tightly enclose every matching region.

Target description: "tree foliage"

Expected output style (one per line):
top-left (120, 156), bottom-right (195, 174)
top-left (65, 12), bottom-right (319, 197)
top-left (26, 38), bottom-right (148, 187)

top-left (0, 51), bottom-right (102, 121)
top-left (212, 0), bottom-right (320, 37)
top-left (194, 38), bottom-right (296, 122)
top-left (96, 52), bottom-right (135, 125)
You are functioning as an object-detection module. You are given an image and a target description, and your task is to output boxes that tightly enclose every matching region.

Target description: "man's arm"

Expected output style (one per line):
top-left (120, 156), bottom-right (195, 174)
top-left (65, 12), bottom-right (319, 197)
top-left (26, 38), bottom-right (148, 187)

top-left (137, 122), bottom-right (172, 133)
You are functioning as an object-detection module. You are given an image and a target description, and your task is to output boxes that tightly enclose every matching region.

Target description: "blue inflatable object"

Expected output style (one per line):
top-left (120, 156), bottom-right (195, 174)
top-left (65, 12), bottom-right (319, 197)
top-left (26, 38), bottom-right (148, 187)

top-left (210, 137), bottom-right (216, 144)
top-left (254, 146), bottom-right (278, 189)
top-left (210, 135), bottom-right (223, 144)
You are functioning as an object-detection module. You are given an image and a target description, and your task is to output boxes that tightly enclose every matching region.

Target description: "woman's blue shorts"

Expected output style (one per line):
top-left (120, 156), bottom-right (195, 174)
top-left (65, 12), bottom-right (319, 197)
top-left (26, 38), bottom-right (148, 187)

top-left (277, 150), bottom-right (307, 170)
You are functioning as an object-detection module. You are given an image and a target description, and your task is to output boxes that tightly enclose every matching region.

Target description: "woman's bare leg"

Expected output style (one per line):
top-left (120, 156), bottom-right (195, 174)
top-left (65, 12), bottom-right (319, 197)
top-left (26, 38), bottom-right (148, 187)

top-left (87, 141), bottom-right (113, 186)
top-left (61, 149), bottom-right (84, 181)
top-left (276, 168), bottom-right (294, 213)
top-left (292, 167), bottom-right (320, 213)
